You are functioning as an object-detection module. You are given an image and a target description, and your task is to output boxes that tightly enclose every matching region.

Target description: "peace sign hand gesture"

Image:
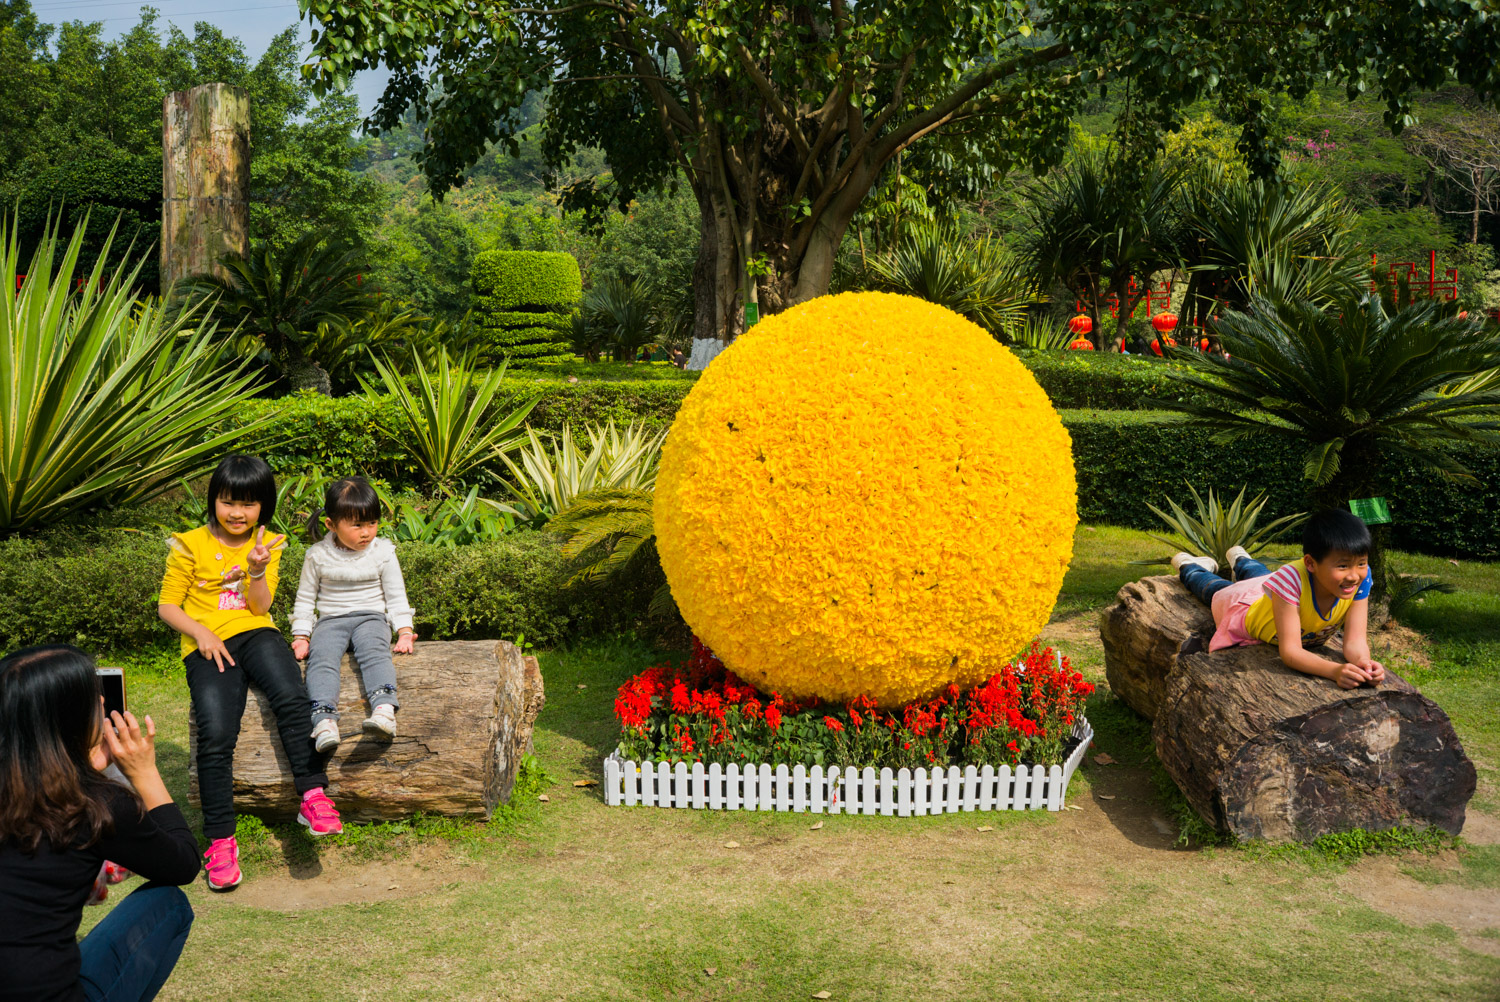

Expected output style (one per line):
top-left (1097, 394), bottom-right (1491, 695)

top-left (247, 525), bottom-right (283, 577)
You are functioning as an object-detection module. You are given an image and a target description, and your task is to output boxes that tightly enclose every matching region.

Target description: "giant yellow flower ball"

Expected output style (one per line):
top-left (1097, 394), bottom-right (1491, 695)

top-left (655, 291), bottom-right (1077, 707)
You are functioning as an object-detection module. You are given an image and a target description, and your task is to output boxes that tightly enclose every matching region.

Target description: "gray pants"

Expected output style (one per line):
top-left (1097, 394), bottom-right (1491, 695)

top-left (306, 611), bottom-right (399, 723)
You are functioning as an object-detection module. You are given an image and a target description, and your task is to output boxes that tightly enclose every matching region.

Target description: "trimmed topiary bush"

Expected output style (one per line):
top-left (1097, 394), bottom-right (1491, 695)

top-left (471, 250), bottom-right (582, 363)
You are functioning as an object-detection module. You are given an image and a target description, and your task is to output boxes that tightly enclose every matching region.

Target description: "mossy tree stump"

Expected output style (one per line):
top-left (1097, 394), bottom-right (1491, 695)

top-left (1101, 576), bottom-right (1475, 842)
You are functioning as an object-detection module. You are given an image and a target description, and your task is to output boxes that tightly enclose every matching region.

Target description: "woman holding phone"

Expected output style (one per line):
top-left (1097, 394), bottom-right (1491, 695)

top-left (0, 645), bottom-right (199, 1002)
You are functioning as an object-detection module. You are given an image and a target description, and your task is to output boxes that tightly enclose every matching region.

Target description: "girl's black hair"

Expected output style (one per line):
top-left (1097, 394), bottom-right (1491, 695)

top-left (1302, 509), bottom-right (1372, 560)
top-left (0, 645), bottom-right (126, 852)
top-left (205, 454), bottom-right (277, 526)
top-left (307, 476), bottom-right (382, 541)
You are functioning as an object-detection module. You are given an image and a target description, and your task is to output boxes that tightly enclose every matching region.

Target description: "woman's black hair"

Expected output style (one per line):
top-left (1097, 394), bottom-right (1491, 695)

top-left (0, 645), bottom-right (123, 852)
top-left (1302, 509), bottom-right (1372, 560)
top-left (205, 454), bottom-right (277, 526)
top-left (307, 476), bottom-right (382, 541)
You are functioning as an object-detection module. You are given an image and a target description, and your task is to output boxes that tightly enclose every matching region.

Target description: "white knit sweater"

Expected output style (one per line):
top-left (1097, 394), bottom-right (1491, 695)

top-left (290, 536), bottom-right (414, 636)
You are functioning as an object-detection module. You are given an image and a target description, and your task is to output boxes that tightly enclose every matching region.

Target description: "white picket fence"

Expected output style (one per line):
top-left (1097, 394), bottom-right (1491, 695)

top-left (602, 717), bottom-right (1092, 815)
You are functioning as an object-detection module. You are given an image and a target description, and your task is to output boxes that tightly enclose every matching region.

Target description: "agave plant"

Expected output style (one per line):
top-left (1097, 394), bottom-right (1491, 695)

top-left (1143, 484), bottom-right (1305, 572)
top-left (1010, 314), bottom-right (1075, 349)
top-left (363, 346), bottom-right (539, 494)
top-left (387, 485), bottom-right (515, 547)
top-left (869, 220), bottom-right (1043, 334)
top-left (501, 420), bottom-right (668, 523)
top-left (1, 212), bottom-right (267, 533)
top-left (546, 486), bottom-right (674, 616)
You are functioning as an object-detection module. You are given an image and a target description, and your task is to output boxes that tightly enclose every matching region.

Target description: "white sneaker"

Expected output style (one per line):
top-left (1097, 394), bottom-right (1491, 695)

top-left (1225, 545), bottom-right (1251, 568)
top-left (1170, 551), bottom-right (1219, 574)
top-left (363, 705), bottom-right (397, 738)
top-left (311, 718), bottom-right (341, 753)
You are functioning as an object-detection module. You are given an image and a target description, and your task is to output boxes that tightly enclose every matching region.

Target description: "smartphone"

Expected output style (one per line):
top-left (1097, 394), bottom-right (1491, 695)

top-left (97, 668), bottom-right (126, 717)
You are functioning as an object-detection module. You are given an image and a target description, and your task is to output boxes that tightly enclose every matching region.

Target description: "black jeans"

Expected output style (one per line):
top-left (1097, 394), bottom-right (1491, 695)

top-left (185, 628), bottom-right (327, 839)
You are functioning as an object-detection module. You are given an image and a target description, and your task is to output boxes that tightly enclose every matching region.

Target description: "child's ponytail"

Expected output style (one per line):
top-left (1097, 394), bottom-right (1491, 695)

top-left (305, 506), bottom-right (327, 543)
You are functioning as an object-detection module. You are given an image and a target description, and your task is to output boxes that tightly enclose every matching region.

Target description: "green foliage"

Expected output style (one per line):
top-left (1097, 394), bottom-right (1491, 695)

top-left (471, 250), bottom-right (582, 363)
top-left (177, 232), bottom-right (379, 393)
top-left (1144, 485), bottom-right (1305, 570)
top-left (0, 528), bottom-right (657, 651)
top-left (0, 213), bottom-right (265, 533)
top-left (1181, 171), bottom-right (1365, 316)
top-left (1062, 409), bottom-right (1500, 560)
top-left (1156, 295), bottom-right (1500, 501)
top-left (1011, 316), bottom-right (1074, 350)
top-left (387, 486), bottom-right (517, 547)
top-left (365, 347), bottom-right (539, 493)
top-left (470, 250), bottom-right (583, 310)
top-left (867, 221), bottom-right (1043, 335)
top-left (502, 421), bottom-right (666, 524)
top-left (1016, 351), bottom-right (1221, 409)
top-left (575, 278), bottom-right (660, 363)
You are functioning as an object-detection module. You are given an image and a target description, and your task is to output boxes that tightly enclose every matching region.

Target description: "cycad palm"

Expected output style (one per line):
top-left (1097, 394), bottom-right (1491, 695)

top-left (178, 231), bottom-right (375, 393)
top-left (547, 487), bottom-right (675, 616)
top-left (1156, 293), bottom-right (1500, 591)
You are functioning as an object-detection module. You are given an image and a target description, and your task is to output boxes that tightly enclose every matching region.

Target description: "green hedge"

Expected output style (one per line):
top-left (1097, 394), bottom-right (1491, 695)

top-left (1016, 351), bottom-right (1221, 410)
top-left (1064, 410), bottom-right (1498, 559)
top-left (471, 250), bottom-right (582, 309)
top-left (225, 392), bottom-right (1498, 560)
top-left (0, 530), bottom-right (660, 655)
top-left (475, 308), bottom-right (572, 332)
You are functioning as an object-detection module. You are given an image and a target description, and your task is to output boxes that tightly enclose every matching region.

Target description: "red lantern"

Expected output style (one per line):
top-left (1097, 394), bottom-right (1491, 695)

top-left (1151, 312), bottom-right (1178, 333)
top-left (1199, 337), bottom-right (1210, 351)
top-left (1458, 310), bottom-right (1470, 320)
top-left (1149, 337), bottom-right (1177, 357)
top-left (1068, 314), bottom-right (1093, 334)
top-left (1068, 338), bottom-right (1095, 351)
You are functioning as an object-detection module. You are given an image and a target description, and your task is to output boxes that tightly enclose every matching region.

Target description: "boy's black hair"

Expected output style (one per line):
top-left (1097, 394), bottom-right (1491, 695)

top-left (1302, 509), bottom-right (1372, 560)
top-left (205, 454), bottom-right (276, 526)
top-left (308, 476), bottom-right (382, 540)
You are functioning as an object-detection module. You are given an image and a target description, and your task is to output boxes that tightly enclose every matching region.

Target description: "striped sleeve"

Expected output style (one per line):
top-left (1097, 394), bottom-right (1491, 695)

top-left (1261, 563), bottom-right (1302, 604)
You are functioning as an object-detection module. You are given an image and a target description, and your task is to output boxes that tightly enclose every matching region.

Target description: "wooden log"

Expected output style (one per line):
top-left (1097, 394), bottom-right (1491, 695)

top-left (188, 640), bottom-right (544, 823)
top-left (161, 83), bottom-right (249, 293)
top-left (1101, 575), bottom-right (1475, 842)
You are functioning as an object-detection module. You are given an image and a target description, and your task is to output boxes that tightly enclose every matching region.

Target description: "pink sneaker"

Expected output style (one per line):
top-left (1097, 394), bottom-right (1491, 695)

top-left (298, 788), bottom-right (343, 836)
top-left (204, 837), bottom-right (241, 891)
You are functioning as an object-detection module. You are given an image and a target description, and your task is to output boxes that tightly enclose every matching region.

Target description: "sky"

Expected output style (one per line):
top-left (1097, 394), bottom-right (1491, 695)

top-left (32, 0), bottom-right (393, 118)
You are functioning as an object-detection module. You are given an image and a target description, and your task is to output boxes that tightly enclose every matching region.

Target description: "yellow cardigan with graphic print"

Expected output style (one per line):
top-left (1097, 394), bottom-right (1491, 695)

top-left (159, 525), bottom-right (286, 657)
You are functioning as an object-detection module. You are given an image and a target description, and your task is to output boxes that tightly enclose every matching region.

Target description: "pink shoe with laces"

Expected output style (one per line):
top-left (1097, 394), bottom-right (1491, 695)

top-left (298, 788), bottom-right (343, 836)
top-left (204, 837), bottom-right (241, 891)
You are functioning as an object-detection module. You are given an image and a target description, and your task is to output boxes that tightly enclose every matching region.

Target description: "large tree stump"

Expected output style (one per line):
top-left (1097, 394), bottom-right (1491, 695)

top-left (1101, 576), bottom-right (1475, 842)
top-left (161, 83), bottom-right (249, 293)
top-left (189, 640), bottom-right (544, 823)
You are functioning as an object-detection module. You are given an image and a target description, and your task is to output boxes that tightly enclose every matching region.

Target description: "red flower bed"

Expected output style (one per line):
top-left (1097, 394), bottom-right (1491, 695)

top-left (615, 639), bottom-right (1093, 770)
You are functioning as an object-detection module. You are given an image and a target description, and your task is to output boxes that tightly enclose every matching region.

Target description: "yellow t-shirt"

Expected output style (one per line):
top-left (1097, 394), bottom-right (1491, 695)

top-left (1241, 561), bottom-right (1369, 646)
top-left (159, 525), bottom-right (286, 657)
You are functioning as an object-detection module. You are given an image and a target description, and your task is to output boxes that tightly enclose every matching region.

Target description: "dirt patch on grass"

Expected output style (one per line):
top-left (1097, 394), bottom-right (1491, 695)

top-left (1373, 620), bottom-right (1433, 670)
top-left (1041, 610), bottom-right (1102, 646)
top-left (1337, 857), bottom-right (1500, 956)
top-left (211, 842), bottom-right (485, 912)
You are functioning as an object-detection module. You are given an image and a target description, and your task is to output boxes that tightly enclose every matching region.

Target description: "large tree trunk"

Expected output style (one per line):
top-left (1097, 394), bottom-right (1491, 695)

top-left (188, 640), bottom-right (545, 823)
top-left (1101, 576), bottom-right (1475, 842)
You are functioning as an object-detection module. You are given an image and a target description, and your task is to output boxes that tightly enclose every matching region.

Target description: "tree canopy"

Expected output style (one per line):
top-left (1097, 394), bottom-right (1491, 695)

top-left (304, 0), bottom-right (1500, 339)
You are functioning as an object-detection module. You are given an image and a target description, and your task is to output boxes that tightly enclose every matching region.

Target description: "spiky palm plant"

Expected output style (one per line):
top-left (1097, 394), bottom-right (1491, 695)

top-left (500, 420), bottom-right (667, 522)
top-left (582, 278), bottom-right (659, 361)
top-left (869, 220), bottom-right (1043, 335)
top-left (178, 231), bottom-right (377, 393)
top-left (364, 345), bottom-right (539, 494)
top-left (1143, 484), bottom-right (1305, 571)
top-left (1, 212), bottom-right (266, 532)
top-left (1181, 171), bottom-right (1364, 318)
top-left (1156, 293), bottom-right (1500, 592)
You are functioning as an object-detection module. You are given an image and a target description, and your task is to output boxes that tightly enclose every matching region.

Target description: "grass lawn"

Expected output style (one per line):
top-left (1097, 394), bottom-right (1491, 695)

top-left (83, 526), bottom-right (1499, 1001)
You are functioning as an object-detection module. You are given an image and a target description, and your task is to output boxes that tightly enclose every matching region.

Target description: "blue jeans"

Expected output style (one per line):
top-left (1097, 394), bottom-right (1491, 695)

top-left (1179, 555), bottom-right (1271, 605)
top-left (78, 884), bottom-right (194, 1002)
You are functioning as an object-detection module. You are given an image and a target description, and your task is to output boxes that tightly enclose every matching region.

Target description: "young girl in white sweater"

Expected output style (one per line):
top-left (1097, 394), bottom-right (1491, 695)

top-left (290, 477), bottom-right (415, 750)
